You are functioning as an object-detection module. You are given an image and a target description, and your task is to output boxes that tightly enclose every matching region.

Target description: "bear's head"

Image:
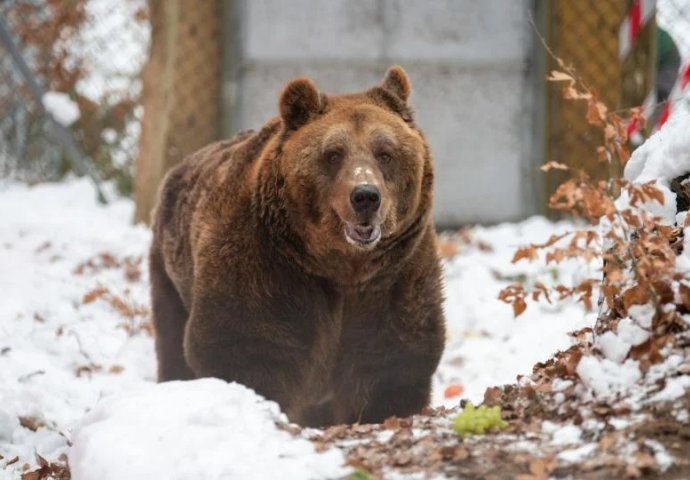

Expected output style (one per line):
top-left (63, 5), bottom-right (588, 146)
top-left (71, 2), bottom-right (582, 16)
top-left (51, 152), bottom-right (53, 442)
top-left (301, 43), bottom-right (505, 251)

top-left (270, 66), bottom-right (434, 277)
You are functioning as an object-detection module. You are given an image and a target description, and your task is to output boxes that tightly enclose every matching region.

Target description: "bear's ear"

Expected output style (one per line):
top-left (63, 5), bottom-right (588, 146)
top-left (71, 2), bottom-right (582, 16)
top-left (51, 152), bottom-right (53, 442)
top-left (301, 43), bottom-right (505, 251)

top-left (381, 65), bottom-right (411, 103)
top-left (279, 77), bottom-right (322, 131)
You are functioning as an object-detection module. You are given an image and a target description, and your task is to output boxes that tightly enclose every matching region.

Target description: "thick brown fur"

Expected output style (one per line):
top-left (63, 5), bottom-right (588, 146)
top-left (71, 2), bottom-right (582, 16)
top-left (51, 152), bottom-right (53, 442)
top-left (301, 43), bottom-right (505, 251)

top-left (150, 65), bottom-right (446, 426)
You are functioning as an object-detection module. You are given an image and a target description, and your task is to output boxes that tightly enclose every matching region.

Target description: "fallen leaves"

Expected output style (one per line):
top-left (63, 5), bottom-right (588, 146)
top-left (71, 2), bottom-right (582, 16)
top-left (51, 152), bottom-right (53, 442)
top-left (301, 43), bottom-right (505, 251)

top-left (82, 286), bottom-right (108, 304)
top-left (437, 239), bottom-right (459, 259)
top-left (443, 384), bottom-right (465, 399)
top-left (18, 416), bottom-right (46, 432)
top-left (19, 454), bottom-right (69, 480)
top-left (436, 228), bottom-right (494, 260)
top-left (298, 337), bottom-right (690, 480)
top-left (512, 247), bottom-right (538, 264)
top-left (512, 297), bottom-right (527, 317)
top-left (498, 284), bottom-right (528, 318)
top-left (108, 364), bottom-right (125, 374)
top-left (514, 457), bottom-right (556, 480)
top-left (80, 285), bottom-right (150, 336)
top-left (74, 252), bottom-right (143, 283)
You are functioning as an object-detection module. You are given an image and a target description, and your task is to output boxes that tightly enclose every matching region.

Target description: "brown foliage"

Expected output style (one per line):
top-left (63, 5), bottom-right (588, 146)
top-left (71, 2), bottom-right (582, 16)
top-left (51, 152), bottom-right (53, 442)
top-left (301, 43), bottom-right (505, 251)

top-left (499, 61), bottom-right (680, 339)
top-left (19, 453), bottom-right (69, 480)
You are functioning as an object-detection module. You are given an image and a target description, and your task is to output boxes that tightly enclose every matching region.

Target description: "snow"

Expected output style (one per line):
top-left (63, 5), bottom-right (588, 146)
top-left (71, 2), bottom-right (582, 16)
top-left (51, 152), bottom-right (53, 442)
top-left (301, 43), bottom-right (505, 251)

top-left (542, 422), bottom-right (582, 446)
top-left (622, 109), bottom-right (690, 223)
top-left (596, 331), bottom-right (633, 363)
top-left (674, 409), bottom-right (689, 422)
top-left (41, 92), bottom-right (81, 127)
top-left (627, 304), bottom-right (655, 329)
top-left (625, 108), bottom-right (690, 186)
top-left (552, 425), bottom-right (582, 445)
top-left (575, 357), bottom-right (642, 398)
top-left (0, 179), bottom-right (346, 479)
top-left (649, 375), bottom-right (690, 402)
top-left (644, 439), bottom-right (674, 472)
top-left (69, 379), bottom-right (348, 480)
top-left (551, 379), bottom-right (573, 392)
top-left (616, 318), bottom-right (650, 346)
top-left (596, 317), bottom-right (650, 363)
top-left (0, 178), bottom-right (598, 477)
top-left (435, 217), bottom-right (597, 405)
top-left (557, 443), bottom-right (596, 462)
top-left (0, 179), bottom-right (154, 478)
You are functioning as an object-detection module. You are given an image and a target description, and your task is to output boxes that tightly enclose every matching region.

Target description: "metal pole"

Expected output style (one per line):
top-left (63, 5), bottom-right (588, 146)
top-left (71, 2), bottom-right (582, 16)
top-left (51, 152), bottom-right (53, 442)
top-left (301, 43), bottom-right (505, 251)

top-left (0, 15), bottom-right (107, 204)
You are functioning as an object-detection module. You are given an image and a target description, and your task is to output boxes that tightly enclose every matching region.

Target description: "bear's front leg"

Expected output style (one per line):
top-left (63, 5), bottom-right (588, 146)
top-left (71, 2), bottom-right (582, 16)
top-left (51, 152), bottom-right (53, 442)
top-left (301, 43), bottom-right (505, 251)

top-left (183, 291), bottom-right (314, 419)
top-left (333, 317), bottom-right (445, 425)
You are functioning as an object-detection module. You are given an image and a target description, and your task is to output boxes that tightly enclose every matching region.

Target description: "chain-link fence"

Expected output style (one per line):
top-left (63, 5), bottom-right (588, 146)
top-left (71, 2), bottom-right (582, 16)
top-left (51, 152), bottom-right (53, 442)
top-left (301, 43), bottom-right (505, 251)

top-left (0, 0), bottom-right (149, 194)
top-left (541, 0), bottom-right (690, 201)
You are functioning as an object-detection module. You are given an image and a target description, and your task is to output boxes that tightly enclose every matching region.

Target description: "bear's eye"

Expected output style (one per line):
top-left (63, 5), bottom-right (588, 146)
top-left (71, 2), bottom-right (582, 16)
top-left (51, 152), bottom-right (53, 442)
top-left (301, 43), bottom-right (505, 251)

top-left (378, 152), bottom-right (393, 164)
top-left (324, 150), bottom-right (343, 166)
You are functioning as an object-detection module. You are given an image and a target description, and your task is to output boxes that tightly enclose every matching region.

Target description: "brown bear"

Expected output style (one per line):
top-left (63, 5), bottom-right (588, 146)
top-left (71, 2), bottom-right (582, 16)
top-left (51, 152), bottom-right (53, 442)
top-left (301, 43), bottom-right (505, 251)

top-left (149, 65), bottom-right (446, 427)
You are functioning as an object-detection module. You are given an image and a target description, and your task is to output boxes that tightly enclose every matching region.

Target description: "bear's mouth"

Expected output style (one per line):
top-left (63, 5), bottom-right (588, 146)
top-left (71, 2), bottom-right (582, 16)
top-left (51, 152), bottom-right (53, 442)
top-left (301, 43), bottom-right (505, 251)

top-left (344, 222), bottom-right (381, 249)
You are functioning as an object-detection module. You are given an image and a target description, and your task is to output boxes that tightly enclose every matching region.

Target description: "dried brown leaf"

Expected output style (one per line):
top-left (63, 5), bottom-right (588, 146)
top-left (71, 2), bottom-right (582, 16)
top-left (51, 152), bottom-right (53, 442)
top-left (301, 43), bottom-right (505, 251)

top-left (512, 297), bottom-right (527, 317)
top-left (82, 286), bottom-right (108, 304)
top-left (512, 247), bottom-right (538, 264)
top-left (546, 71), bottom-right (574, 83)
top-left (540, 161), bottom-right (569, 172)
top-left (586, 99), bottom-right (608, 126)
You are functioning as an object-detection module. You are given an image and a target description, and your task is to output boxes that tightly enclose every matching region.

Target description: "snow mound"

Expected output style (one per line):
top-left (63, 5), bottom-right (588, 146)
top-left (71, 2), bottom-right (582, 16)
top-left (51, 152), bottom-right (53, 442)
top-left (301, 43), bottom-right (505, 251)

top-left (69, 379), bottom-right (348, 480)
top-left (42, 92), bottom-right (81, 126)
top-left (621, 108), bottom-right (690, 223)
top-left (624, 108), bottom-right (690, 185)
top-left (576, 356), bottom-right (642, 398)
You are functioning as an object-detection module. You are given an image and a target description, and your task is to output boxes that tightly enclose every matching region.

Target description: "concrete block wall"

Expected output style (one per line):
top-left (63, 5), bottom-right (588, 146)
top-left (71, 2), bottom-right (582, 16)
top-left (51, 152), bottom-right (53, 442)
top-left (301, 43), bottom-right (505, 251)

top-left (224, 0), bottom-right (536, 225)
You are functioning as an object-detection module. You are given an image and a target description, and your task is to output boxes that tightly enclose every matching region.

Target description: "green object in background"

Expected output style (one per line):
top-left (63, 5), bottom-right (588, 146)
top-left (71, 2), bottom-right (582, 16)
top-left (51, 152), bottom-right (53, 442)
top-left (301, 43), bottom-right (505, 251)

top-left (657, 27), bottom-right (676, 66)
top-left (349, 468), bottom-right (374, 480)
top-left (453, 403), bottom-right (508, 436)
top-left (657, 26), bottom-right (682, 103)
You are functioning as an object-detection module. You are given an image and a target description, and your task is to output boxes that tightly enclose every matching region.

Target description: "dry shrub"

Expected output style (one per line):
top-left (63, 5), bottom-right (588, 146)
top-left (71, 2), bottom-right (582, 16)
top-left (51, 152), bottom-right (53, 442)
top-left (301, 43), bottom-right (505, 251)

top-left (499, 58), bottom-right (684, 341)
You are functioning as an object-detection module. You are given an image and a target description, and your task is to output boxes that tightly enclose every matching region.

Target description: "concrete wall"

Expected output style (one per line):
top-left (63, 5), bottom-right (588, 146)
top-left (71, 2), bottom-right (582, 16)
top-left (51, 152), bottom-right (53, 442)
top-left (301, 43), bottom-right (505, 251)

top-left (223, 0), bottom-right (536, 225)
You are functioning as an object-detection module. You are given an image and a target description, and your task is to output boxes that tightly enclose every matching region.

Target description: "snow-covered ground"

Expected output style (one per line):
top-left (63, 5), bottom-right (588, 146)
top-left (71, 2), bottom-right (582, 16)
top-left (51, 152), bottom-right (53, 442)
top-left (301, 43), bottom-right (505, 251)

top-left (434, 219), bottom-right (597, 406)
top-left (0, 177), bottom-right (597, 479)
top-left (0, 181), bottom-right (154, 478)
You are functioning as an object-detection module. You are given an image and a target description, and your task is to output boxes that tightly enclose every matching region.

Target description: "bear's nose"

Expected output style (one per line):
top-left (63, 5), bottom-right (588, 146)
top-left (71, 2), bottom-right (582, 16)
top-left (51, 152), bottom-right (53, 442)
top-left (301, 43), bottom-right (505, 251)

top-left (350, 184), bottom-right (381, 215)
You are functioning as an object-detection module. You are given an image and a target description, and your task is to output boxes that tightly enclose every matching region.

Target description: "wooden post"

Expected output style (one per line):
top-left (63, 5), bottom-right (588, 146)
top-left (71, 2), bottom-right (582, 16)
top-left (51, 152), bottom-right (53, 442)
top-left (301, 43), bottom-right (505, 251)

top-left (134, 0), bottom-right (222, 224)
